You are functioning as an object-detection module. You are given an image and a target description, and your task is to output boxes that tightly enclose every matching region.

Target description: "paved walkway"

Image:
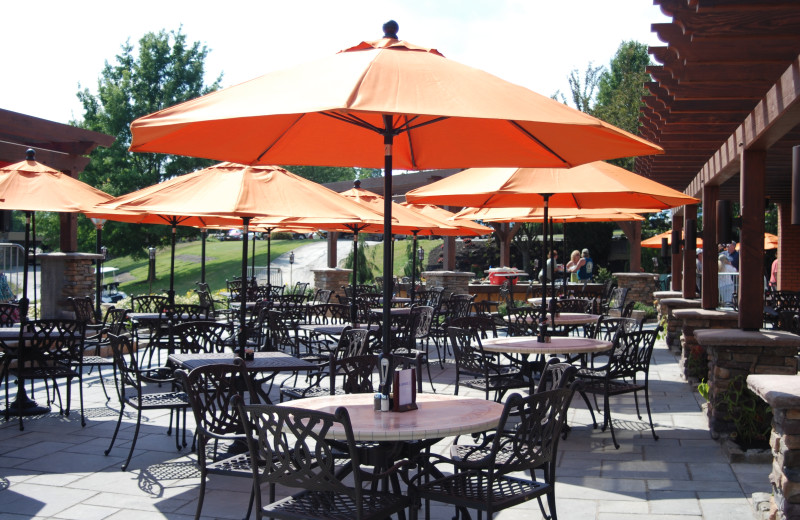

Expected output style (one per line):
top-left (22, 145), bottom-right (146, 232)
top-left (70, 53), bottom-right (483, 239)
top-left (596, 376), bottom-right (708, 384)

top-left (0, 329), bottom-right (771, 519)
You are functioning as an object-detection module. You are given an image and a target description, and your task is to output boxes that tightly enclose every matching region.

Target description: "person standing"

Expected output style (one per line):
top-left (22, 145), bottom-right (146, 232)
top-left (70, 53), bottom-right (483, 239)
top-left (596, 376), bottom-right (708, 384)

top-left (538, 249), bottom-right (563, 283)
top-left (566, 250), bottom-right (582, 282)
top-left (577, 248), bottom-right (594, 282)
top-left (718, 254), bottom-right (737, 306)
top-left (726, 242), bottom-right (740, 270)
top-left (770, 254), bottom-right (779, 289)
top-left (696, 248), bottom-right (703, 295)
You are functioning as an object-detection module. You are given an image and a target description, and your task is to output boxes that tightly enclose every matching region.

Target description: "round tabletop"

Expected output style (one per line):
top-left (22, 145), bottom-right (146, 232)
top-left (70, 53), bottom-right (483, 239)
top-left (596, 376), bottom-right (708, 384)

top-left (481, 335), bottom-right (612, 355)
top-left (504, 312), bottom-right (600, 326)
top-left (279, 393), bottom-right (504, 442)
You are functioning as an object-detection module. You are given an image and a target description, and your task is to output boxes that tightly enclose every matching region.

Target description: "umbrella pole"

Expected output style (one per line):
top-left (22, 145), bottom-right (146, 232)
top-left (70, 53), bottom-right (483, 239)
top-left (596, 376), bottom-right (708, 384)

top-left (410, 230), bottom-right (420, 302)
top-left (540, 195), bottom-right (551, 342)
top-left (32, 213), bottom-right (37, 319)
top-left (251, 232), bottom-right (256, 283)
top-left (239, 217), bottom-right (251, 357)
top-left (563, 220), bottom-right (568, 295)
top-left (168, 222), bottom-right (177, 306)
top-left (350, 228), bottom-right (359, 324)
top-left (200, 228), bottom-right (207, 284)
top-left (550, 217), bottom-right (556, 301)
top-left (266, 229), bottom-right (272, 298)
top-left (7, 211), bottom-right (48, 416)
top-left (96, 225), bottom-right (103, 319)
top-left (381, 116), bottom-right (394, 357)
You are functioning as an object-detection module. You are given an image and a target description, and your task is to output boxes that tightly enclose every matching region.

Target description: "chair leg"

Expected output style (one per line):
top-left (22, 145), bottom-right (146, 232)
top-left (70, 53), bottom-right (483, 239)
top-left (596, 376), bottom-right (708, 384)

top-left (195, 468), bottom-right (207, 520)
top-left (604, 391), bottom-right (619, 450)
top-left (105, 403), bottom-right (125, 458)
top-left (643, 385), bottom-right (659, 441)
top-left (122, 407), bottom-right (143, 471)
top-left (578, 390), bottom-right (598, 429)
top-left (96, 365), bottom-right (110, 401)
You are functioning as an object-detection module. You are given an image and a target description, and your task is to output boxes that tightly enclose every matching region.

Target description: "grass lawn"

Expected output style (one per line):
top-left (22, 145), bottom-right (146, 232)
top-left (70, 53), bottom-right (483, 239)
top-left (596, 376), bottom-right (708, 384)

top-left (105, 238), bottom-right (310, 297)
top-left (363, 238), bottom-right (443, 279)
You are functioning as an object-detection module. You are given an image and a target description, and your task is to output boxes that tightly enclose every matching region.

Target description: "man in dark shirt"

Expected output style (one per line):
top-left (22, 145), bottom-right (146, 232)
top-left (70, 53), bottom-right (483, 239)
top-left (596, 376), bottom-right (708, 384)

top-left (726, 242), bottom-right (739, 270)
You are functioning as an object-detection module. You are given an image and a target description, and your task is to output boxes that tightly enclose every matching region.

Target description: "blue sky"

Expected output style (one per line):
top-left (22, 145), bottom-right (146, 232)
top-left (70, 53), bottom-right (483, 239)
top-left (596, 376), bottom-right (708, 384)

top-left (1, 0), bottom-right (669, 125)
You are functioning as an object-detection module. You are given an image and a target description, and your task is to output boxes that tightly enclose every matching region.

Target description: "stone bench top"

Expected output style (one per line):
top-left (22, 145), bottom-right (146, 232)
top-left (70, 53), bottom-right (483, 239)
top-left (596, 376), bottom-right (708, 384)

top-left (672, 309), bottom-right (739, 319)
top-left (747, 374), bottom-right (800, 409)
top-left (659, 298), bottom-right (702, 308)
top-left (695, 328), bottom-right (800, 347)
top-left (612, 272), bottom-right (658, 279)
top-left (654, 290), bottom-right (683, 299)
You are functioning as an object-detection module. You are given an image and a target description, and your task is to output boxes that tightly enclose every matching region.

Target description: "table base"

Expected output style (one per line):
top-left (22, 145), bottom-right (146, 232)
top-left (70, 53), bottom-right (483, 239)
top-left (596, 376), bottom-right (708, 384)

top-left (6, 388), bottom-right (50, 416)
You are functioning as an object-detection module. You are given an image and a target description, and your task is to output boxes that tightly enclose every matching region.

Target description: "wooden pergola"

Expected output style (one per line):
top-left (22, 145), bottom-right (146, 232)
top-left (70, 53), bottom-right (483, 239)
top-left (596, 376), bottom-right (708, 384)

top-left (636, 0), bottom-right (800, 329)
top-left (0, 109), bottom-right (114, 250)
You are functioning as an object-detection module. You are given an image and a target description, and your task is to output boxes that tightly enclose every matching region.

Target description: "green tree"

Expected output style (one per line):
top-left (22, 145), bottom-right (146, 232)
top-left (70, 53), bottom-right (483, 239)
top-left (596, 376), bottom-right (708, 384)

top-left (286, 165), bottom-right (357, 184)
top-left (553, 62), bottom-right (604, 113)
top-left (75, 28), bottom-right (221, 258)
top-left (593, 41), bottom-right (651, 170)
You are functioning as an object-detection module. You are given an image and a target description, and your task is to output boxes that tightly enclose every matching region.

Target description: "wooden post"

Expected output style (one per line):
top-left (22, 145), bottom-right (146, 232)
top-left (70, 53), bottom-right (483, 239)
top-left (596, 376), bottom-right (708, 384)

top-left (739, 149), bottom-right (766, 330)
top-left (702, 184), bottom-right (719, 309)
top-left (671, 218), bottom-right (683, 291)
top-left (683, 205), bottom-right (698, 298)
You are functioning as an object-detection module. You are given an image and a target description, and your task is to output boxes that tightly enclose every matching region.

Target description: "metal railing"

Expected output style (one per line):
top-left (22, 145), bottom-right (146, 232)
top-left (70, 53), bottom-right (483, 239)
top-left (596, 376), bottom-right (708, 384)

top-left (247, 266), bottom-right (283, 286)
top-left (0, 242), bottom-right (25, 301)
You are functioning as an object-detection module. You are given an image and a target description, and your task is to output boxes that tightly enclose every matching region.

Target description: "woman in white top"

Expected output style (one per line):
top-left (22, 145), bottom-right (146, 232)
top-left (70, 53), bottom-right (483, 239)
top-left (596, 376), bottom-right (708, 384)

top-left (718, 254), bottom-right (737, 306)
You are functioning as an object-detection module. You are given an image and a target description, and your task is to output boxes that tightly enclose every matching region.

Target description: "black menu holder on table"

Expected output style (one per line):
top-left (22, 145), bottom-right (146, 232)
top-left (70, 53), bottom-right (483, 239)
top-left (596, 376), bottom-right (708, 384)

top-left (393, 367), bottom-right (418, 412)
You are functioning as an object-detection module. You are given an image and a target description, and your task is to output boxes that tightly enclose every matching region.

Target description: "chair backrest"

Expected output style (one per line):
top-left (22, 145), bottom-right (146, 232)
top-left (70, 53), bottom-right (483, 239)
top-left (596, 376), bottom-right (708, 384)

top-left (130, 295), bottom-right (169, 313)
top-left (265, 310), bottom-right (297, 352)
top-left (167, 303), bottom-right (209, 321)
top-left (444, 293), bottom-right (474, 321)
top-left (604, 287), bottom-right (629, 313)
top-left (447, 326), bottom-right (490, 378)
top-left (448, 315), bottom-right (498, 339)
top-left (411, 305), bottom-right (434, 340)
top-left (27, 319), bottom-right (86, 364)
top-left (620, 300), bottom-right (636, 318)
top-left (335, 327), bottom-right (372, 358)
top-left (535, 358), bottom-right (578, 393)
top-left (235, 398), bottom-right (366, 498)
top-left (176, 357), bottom-right (258, 442)
top-left (506, 306), bottom-right (539, 337)
top-left (415, 289), bottom-right (443, 312)
top-left (104, 307), bottom-right (130, 335)
top-left (601, 326), bottom-right (660, 381)
top-left (195, 289), bottom-right (216, 317)
top-left (330, 354), bottom-right (378, 395)
top-left (0, 301), bottom-right (22, 327)
top-left (291, 281), bottom-right (309, 297)
top-left (312, 289), bottom-right (332, 304)
top-left (556, 298), bottom-right (593, 314)
top-left (70, 296), bottom-right (99, 325)
top-left (488, 387), bottom-right (576, 473)
top-left (593, 316), bottom-right (641, 341)
top-left (171, 320), bottom-right (232, 354)
top-left (107, 334), bottom-right (143, 398)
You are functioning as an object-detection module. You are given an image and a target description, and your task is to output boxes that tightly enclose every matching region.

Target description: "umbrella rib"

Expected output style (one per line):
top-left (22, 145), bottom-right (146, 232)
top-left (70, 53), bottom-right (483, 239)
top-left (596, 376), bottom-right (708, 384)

top-left (256, 114), bottom-right (306, 162)
top-left (509, 121), bottom-right (570, 166)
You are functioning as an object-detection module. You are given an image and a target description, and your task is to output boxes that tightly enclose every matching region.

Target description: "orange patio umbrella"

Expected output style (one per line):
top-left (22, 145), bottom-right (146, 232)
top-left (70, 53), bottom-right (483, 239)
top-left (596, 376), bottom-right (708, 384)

top-left (0, 149), bottom-right (114, 417)
top-left (400, 203), bottom-right (493, 237)
top-left (127, 22), bottom-right (663, 356)
top-left (735, 233), bottom-right (777, 251)
top-left (92, 162), bottom-right (384, 354)
top-left (640, 230), bottom-right (703, 249)
top-left (454, 206), bottom-right (646, 223)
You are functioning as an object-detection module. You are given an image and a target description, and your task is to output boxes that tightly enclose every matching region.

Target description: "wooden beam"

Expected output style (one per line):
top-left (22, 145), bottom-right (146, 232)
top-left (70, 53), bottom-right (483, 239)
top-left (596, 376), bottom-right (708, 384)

top-left (701, 184), bottom-right (719, 309)
top-left (738, 149), bottom-right (766, 330)
top-left (0, 141), bottom-right (89, 174)
top-left (0, 108), bottom-right (114, 153)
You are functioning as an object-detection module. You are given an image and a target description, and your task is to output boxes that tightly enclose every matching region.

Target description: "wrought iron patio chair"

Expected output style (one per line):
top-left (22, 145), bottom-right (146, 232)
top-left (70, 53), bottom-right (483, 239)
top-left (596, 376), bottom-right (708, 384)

top-left (234, 397), bottom-right (411, 520)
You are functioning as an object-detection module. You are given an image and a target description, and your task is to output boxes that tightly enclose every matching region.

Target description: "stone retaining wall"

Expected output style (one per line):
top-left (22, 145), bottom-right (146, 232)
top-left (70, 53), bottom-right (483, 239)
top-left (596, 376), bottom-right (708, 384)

top-left (39, 252), bottom-right (103, 319)
top-left (747, 375), bottom-right (800, 520)
top-left (311, 268), bottom-right (352, 303)
top-left (657, 297), bottom-right (702, 354)
top-left (673, 309), bottom-right (739, 382)
top-left (696, 330), bottom-right (798, 439)
top-left (614, 272), bottom-right (658, 307)
top-left (422, 271), bottom-right (473, 297)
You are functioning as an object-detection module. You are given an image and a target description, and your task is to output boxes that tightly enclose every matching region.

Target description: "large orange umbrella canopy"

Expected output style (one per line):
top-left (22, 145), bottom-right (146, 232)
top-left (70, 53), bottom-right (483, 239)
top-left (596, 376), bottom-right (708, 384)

top-left (129, 39), bottom-right (662, 169)
top-left (454, 206), bottom-right (646, 223)
top-left (0, 154), bottom-right (113, 212)
top-left (400, 203), bottom-right (493, 236)
top-left (406, 161), bottom-right (698, 210)
top-left (640, 230), bottom-right (703, 249)
top-left (93, 162), bottom-right (383, 225)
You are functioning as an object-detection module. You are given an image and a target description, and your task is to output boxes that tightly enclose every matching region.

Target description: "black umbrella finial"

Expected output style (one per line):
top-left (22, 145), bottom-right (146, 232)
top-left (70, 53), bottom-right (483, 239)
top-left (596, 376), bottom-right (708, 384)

top-left (25, 149), bottom-right (36, 161)
top-left (383, 20), bottom-right (399, 39)
top-left (354, 179), bottom-right (362, 189)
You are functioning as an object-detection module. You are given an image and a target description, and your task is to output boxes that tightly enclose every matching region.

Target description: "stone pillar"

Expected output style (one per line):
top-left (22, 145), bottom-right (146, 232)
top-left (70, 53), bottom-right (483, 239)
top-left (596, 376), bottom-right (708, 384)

top-left (747, 374), bottom-right (800, 520)
top-left (673, 309), bottom-right (738, 382)
top-left (657, 297), bottom-right (702, 353)
top-left (39, 252), bottom-right (102, 319)
top-left (612, 272), bottom-right (658, 307)
top-left (696, 329), bottom-right (798, 438)
top-left (654, 290), bottom-right (682, 324)
top-left (311, 268), bottom-right (351, 304)
top-left (422, 271), bottom-right (473, 297)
